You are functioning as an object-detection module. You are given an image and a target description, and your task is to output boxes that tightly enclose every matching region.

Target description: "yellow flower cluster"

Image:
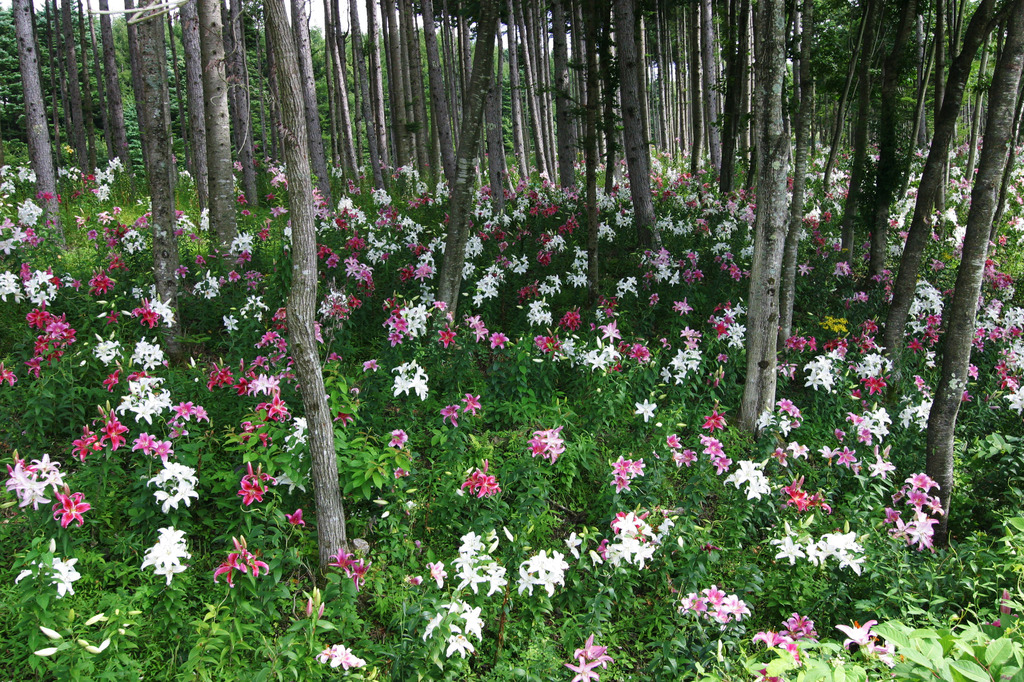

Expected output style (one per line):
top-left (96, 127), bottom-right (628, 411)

top-left (819, 316), bottom-right (849, 334)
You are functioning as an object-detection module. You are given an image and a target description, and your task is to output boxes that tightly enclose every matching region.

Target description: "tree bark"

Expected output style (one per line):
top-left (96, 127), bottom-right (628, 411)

top-left (700, 0), bottom-right (722, 175)
top-left (422, 0), bottom-right (456, 184)
top-left (436, 0), bottom-right (500, 315)
top-left (199, 0), bottom-right (238, 248)
top-left (265, 0), bottom-right (349, 570)
top-left (61, 0), bottom-right (88, 170)
top-left (350, 0), bottom-right (385, 188)
top-left (553, 0), bottom-right (577, 189)
top-left (584, 0), bottom-right (601, 302)
top-left (14, 0), bottom-right (62, 239)
top-left (688, 0), bottom-right (703, 175)
top-left (86, 0), bottom-right (110, 162)
top-left (365, 0), bottom-right (389, 171)
top-left (822, 3), bottom-right (869, 194)
top-left (486, 41), bottom-right (507, 212)
top-left (926, 1), bottom-right (1023, 546)
top-left (883, 0), bottom-right (1006, 359)
top-left (180, 0), bottom-right (209, 208)
top-left (965, 36), bottom-right (991, 181)
top-left (779, 0), bottom-right (813, 347)
top-left (615, 0), bottom-right (657, 247)
top-left (506, 0), bottom-right (529, 181)
top-left (228, 0), bottom-right (258, 206)
top-left (738, 0), bottom-right (788, 433)
top-left (292, 0), bottom-right (333, 203)
top-left (131, 1), bottom-right (183, 363)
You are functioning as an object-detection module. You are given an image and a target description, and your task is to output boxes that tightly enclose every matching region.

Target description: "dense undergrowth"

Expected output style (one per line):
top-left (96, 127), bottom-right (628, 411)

top-left (1, 150), bottom-right (1024, 680)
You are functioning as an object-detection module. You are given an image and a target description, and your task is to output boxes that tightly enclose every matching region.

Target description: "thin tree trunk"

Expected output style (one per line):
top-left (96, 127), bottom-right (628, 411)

top-left (965, 36), bottom-right (991, 180)
top-left (779, 0), bottom-right (813, 346)
top-left (350, 0), bottom-right (384, 188)
top-left (86, 0), bottom-right (110, 161)
top-left (553, 0), bottom-right (577, 189)
top-left (700, 0), bottom-right (721, 175)
top-left (266, 0), bottom-right (349, 570)
top-left (514, 0), bottom-right (548, 179)
top-left (422, 0), bottom-right (456, 184)
top-left (927, 2), bottom-right (1023, 546)
top-left (822, 3), bottom-right (869, 193)
top-left (132, 1), bottom-right (183, 362)
top-left (180, 0), bottom-right (209, 208)
top-left (14, 0), bottom-right (62, 239)
top-left (365, 0), bottom-right (389, 170)
top-left (437, 0), bottom-right (500, 314)
top-left (688, 0), bottom-right (703, 175)
top-left (44, 0), bottom-right (65, 168)
top-left (616, 0), bottom-right (657, 247)
top-left (199, 0), bottom-right (238, 248)
top-left (506, 0), bottom-right (528, 181)
top-left (868, 0), bottom-right (919, 282)
top-left (883, 0), bottom-right (1005, 359)
top-left (335, 29), bottom-right (358, 175)
top-left (62, 0), bottom-right (88, 169)
top-left (992, 69), bottom-right (1024, 234)
top-left (98, 0), bottom-right (132, 173)
top-left (738, 0), bottom-right (788, 433)
top-left (229, 0), bottom-right (257, 205)
top-left (584, 0), bottom-right (601, 302)
top-left (486, 40), bottom-right (507, 212)
top-left (292, 0), bottom-right (333, 203)
top-left (601, 1), bottom-right (617, 192)
top-left (167, 10), bottom-right (189, 174)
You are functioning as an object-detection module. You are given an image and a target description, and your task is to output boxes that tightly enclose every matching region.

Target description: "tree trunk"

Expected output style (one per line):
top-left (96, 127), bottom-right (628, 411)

top-left (839, 0), bottom-right (879, 259)
top-left (86, 0), bottom-right (110, 162)
top-left (868, 0), bottom-right (919, 283)
top-left (506, 0), bottom-right (529, 181)
top-left (422, 0), bottom-right (456, 184)
top-left (719, 0), bottom-right (749, 192)
top-left (688, 0), bottom-right (703, 175)
top-left (822, 3), bottom-right (869, 193)
top-left (180, 0), bottom-right (209, 208)
top-left (350, 0), bottom-right (385, 188)
top-left (365, 0), bottom-right (389, 172)
top-left (513, 0), bottom-right (549, 179)
top-left (486, 41), bottom-right (507, 212)
top-left (700, 0), bottom-right (721, 175)
top-left (131, 1), bottom-right (183, 362)
top-left (615, 0), bottom-right (657, 247)
top-left (14, 0), bottom-right (62, 239)
top-left (883, 0), bottom-right (1004, 359)
top-left (965, 36), bottom-right (991, 181)
top-left (61, 0), bottom-right (88, 169)
top-left (292, 0), bottom-right (333, 203)
top-left (584, 0), bottom-right (601, 302)
top-left (779, 0), bottom-right (813, 346)
top-left (166, 10), bottom-right (189, 175)
top-left (436, 0), bottom-right (499, 315)
top-left (75, 0), bottom-right (96, 171)
top-left (738, 0), bottom-right (788, 433)
top-left (553, 0), bottom-right (577, 189)
top-left (600, 2), bottom-right (618, 193)
top-left (199, 0), bottom-right (237, 249)
top-left (265, 0), bottom-right (349, 570)
top-left (334, 28), bottom-right (358, 176)
top-left (927, 2), bottom-right (1023, 546)
top-left (228, 0), bottom-right (257, 205)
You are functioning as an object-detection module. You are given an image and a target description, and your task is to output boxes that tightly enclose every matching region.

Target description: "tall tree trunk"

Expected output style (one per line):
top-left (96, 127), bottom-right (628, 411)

top-left (422, 0), bottom-right (456, 184)
top-left (76, 0), bottom-right (96, 171)
top-left (349, 0), bottom-right (385, 188)
top-left (14, 0), bottom-right (62, 239)
top-left (292, 0), bottom-right (333, 203)
top-left (700, 0), bottom-right (722, 175)
top-left (167, 10), bottom-right (189, 174)
top-left (779, 0), bottom-right (813, 346)
top-left (382, 0), bottom-right (407, 167)
top-left (688, 0), bottom-right (703, 175)
top-left (839, 0), bottom-right (879, 259)
top-left (401, 0), bottom-right (429, 173)
top-left (992, 69), bottom-right (1024, 235)
top-left (132, 1), bottom-right (183, 362)
top-left (615, 0), bottom-right (657, 247)
top-left (228, 0), bottom-right (257, 205)
top-left (265, 0), bottom-right (349, 570)
top-left (98, 0), bottom-right (131, 173)
top-left (514, 0), bottom-right (549, 179)
top-left (927, 2), bottom-right (1023, 546)
top-left (86, 0), bottom-right (110, 161)
top-left (553, 0), bottom-right (577, 189)
top-left (883, 0), bottom-right (1005, 359)
top-left (61, 0), bottom-right (88, 169)
top-left (916, 13), bottom-right (931, 145)
top-left (738, 0), bottom-right (788, 433)
top-left (506, 0), bottom-right (529, 181)
top-left (199, 0), bottom-right (238, 248)
top-left (365, 0), bottom-right (389, 171)
top-left (44, 0), bottom-right (65, 168)
top-left (486, 41), bottom-right (507, 212)
top-left (334, 28), bottom-right (358, 176)
top-left (180, 0), bottom-right (209, 208)
top-left (600, 0), bottom-right (617, 193)
top-left (719, 0), bottom-right (749, 192)
top-left (965, 36), bottom-right (991, 181)
top-left (584, 0), bottom-right (602, 302)
top-left (822, 3), bottom-right (869, 193)
top-left (868, 0), bottom-right (919, 282)
top-left (437, 0), bottom-right (499, 315)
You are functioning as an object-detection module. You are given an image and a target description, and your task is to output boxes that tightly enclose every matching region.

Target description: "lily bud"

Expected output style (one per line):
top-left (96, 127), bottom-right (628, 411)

top-left (33, 647), bottom-right (59, 657)
top-left (39, 626), bottom-right (62, 640)
top-left (85, 613), bottom-right (107, 626)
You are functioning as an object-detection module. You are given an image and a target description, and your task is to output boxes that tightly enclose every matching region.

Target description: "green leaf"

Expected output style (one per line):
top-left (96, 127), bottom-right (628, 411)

top-left (985, 638), bottom-right (1013, 668)
top-left (949, 659), bottom-right (991, 682)
top-left (1007, 518), bottom-right (1024, 534)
